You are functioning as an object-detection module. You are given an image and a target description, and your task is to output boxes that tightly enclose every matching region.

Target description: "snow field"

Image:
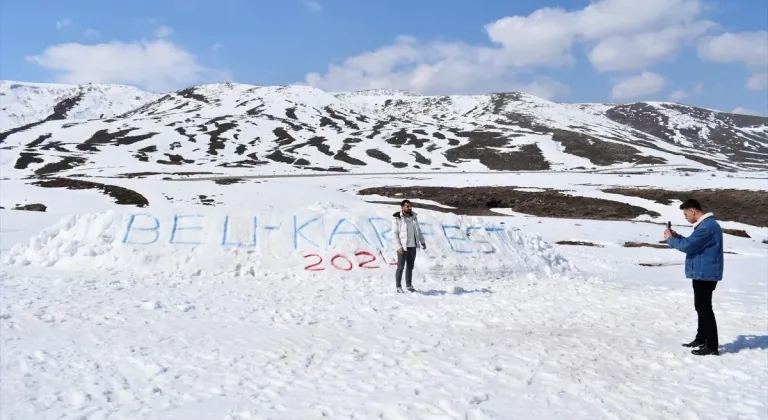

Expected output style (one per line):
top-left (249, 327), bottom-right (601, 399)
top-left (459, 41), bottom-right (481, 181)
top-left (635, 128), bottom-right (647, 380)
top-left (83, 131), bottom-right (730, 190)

top-left (1, 171), bottom-right (766, 419)
top-left (2, 204), bottom-right (574, 279)
top-left (2, 255), bottom-right (766, 419)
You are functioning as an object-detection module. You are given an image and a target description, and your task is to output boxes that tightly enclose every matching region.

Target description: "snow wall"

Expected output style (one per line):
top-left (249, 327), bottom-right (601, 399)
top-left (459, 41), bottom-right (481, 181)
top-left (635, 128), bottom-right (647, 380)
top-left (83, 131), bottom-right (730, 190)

top-left (3, 205), bottom-right (575, 279)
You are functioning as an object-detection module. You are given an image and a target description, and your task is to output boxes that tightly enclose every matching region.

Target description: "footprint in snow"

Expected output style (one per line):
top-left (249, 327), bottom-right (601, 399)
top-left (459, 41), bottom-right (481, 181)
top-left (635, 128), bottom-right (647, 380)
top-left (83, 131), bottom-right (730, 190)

top-left (140, 300), bottom-right (162, 310)
top-left (469, 393), bottom-right (489, 404)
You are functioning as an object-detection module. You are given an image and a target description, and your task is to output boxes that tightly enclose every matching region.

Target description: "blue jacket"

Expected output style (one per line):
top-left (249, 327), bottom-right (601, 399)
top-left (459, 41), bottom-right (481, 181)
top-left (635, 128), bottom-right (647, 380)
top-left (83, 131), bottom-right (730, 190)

top-left (666, 214), bottom-right (724, 281)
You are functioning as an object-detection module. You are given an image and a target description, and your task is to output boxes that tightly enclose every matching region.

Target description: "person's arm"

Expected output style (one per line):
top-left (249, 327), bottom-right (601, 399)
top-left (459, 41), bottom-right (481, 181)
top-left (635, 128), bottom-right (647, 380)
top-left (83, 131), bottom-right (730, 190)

top-left (391, 217), bottom-right (403, 251)
top-left (415, 216), bottom-right (426, 248)
top-left (667, 225), bottom-right (710, 254)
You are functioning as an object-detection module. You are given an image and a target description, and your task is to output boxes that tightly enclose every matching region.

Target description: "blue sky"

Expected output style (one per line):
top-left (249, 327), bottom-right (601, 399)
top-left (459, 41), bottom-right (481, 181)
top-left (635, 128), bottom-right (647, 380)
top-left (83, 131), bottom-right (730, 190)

top-left (0, 0), bottom-right (766, 114)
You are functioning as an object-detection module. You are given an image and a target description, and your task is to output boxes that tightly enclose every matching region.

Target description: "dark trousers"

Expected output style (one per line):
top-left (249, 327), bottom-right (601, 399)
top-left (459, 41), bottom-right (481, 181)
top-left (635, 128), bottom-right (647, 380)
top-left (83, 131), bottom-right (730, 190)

top-left (396, 247), bottom-right (417, 288)
top-left (693, 280), bottom-right (719, 349)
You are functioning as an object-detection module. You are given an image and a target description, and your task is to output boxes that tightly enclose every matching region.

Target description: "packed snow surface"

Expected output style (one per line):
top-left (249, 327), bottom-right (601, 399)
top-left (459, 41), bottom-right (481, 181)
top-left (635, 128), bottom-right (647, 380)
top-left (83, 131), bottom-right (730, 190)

top-left (1, 170), bottom-right (766, 419)
top-left (3, 206), bottom-right (573, 278)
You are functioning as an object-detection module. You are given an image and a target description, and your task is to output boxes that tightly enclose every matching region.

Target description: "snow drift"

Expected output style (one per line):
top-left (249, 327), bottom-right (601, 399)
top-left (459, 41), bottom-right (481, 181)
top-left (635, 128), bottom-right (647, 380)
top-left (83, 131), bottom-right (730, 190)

top-left (2, 204), bottom-right (574, 279)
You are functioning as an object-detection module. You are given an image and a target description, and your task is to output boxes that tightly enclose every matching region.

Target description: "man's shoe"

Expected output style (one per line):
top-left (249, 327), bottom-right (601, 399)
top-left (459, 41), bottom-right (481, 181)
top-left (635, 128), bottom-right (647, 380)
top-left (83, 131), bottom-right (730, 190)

top-left (682, 339), bottom-right (705, 348)
top-left (691, 347), bottom-right (720, 356)
top-left (396, 287), bottom-right (404, 293)
top-left (406, 286), bottom-right (416, 292)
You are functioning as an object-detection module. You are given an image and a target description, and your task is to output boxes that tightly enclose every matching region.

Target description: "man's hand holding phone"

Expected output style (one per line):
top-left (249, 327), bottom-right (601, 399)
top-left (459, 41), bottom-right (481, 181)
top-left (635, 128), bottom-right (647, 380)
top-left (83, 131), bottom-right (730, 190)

top-left (664, 221), bottom-right (676, 240)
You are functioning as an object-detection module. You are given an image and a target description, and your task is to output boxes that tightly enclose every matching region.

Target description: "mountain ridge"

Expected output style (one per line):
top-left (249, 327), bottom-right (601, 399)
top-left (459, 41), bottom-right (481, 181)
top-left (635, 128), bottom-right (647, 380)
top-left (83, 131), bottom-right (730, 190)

top-left (1, 80), bottom-right (766, 180)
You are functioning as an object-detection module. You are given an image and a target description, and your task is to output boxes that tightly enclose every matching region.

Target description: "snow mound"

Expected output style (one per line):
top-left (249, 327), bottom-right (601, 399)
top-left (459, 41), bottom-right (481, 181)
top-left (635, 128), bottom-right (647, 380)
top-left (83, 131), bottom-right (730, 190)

top-left (3, 207), bottom-right (575, 279)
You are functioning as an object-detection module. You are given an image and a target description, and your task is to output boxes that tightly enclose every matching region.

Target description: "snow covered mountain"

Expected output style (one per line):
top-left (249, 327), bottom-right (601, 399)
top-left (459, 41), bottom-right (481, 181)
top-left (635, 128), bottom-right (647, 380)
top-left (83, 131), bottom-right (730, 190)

top-left (0, 80), bottom-right (160, 129)
top-left (1, 80), bottom-right (766, 180)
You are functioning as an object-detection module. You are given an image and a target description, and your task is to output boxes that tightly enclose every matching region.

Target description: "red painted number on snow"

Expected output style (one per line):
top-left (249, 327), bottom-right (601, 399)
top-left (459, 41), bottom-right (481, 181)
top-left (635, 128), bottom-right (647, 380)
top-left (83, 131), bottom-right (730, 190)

top-left (330, 254), bottom-right (353, 271)
top-left (354, 251), bottom-right (379, 269)
top-left (303, 254), bottom-right (325, 271)
top-left (302, 250), bottom-right (395, 271)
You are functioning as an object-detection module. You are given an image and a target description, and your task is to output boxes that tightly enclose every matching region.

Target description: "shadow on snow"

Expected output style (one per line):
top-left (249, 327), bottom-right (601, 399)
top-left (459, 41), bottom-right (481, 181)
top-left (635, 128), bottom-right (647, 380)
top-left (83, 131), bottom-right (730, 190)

top-left (416, 287), bottom-right (491, 296)
top-left (721, 334), bottom-right (768, 354)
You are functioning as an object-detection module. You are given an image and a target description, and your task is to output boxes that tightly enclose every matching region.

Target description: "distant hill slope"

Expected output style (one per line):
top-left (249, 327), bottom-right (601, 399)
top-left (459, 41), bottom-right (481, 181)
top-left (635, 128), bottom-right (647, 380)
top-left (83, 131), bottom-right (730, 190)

top-left (1, 80), bottom-right (766, 179)
top-left (0, 80), bottom-right (160, 129)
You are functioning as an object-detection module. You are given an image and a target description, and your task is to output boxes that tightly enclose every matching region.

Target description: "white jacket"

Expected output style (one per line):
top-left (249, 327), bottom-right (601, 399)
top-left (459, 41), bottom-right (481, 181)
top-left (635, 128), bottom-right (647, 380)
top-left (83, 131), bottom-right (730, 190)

top-left (391, 211), bottom-right (425, 250)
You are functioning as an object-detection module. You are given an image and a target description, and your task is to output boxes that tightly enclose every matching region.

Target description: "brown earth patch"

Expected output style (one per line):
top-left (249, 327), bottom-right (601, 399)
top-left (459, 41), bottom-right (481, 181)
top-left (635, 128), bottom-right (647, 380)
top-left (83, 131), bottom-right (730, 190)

top-left (76, 128), bottom-right (158, 152)
top-left (118, 172), bottom-right (164, 178)
top-left (555, 240), bottom-right (603, 247)
top-left (157, 153), bottom-right (195, 165)
top-left (680, 153), bottom-right (728, 170)
top-left (31, 178), bottom-right (149, 207)
top-left (602, 188), bottom-right (768, 227)
top-left (444, 131), bottom-right (551, 170)
top-left (550, 130), bottom-right (667, 166)
top-left (198, 195), bottom-right (218, 206)
top-left (723, 229), bottom-right (750, 238)
top-left (637, 262), bottom-right (689, 266)
top-left (117, 171), bottom-right (218, 179)
top-left (35, 156), bottom-right (88, 175)
top-left (358, 186), bottom-right (659, 220)
top-left (363, 200), bottom-right (463, 215)
top-left (13, 203), bottom-right (47, 212)
top-left (14, 152), bottom-right (44, 169)
top-left (623, 241), bottom-right (670, 249)
top-left (214, 178), bottom-right (243, 185)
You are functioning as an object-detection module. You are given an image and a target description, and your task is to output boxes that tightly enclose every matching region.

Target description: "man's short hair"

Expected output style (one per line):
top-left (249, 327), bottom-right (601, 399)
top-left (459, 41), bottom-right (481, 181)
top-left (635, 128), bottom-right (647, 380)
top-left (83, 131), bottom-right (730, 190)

top-left (400, 199), bottom-right (411, 207)
top-left (680, 199), bottom-right (702, 211)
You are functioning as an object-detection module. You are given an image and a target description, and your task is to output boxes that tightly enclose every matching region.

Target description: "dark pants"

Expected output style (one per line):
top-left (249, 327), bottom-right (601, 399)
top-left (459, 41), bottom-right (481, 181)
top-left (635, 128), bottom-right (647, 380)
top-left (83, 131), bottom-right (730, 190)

top-left (693, 280), bottom-right (719, 349)
top-left (396, 247), bottom-right (417, 288)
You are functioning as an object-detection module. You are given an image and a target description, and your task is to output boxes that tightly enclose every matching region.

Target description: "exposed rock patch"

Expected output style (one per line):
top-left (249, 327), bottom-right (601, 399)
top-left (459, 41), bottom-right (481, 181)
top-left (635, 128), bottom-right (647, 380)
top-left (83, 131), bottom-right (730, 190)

top-left (31, 178), bottom-right (149, 207)
top-left (602, 188), bottom-right (768, 227)
top-left (358, 186), bottom-right (658, 219)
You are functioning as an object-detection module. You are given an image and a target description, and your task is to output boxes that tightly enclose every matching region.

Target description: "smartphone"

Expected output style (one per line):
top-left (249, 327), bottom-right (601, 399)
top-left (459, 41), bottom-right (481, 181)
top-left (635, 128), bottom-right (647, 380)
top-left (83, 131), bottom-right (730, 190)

top-left (667, 221), bottom-right (671, 229)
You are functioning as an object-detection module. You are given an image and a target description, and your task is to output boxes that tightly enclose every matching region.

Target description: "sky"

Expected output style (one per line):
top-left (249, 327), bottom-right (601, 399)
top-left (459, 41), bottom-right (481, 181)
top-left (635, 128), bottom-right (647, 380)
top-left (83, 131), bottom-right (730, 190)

top-left (0, 0), bottom-right (766, 115)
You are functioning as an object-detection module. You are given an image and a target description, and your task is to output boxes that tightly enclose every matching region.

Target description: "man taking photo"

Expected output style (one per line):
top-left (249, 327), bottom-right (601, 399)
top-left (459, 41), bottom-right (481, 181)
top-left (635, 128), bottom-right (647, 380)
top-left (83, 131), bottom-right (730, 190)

top-left (665, 199), bottom-right (724, 356)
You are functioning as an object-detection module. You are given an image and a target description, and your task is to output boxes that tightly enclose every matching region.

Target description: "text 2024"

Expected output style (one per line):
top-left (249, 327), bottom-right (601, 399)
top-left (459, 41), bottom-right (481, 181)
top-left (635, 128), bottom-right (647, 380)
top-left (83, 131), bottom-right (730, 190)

top-left (303, 251), bottom-right (397, 271)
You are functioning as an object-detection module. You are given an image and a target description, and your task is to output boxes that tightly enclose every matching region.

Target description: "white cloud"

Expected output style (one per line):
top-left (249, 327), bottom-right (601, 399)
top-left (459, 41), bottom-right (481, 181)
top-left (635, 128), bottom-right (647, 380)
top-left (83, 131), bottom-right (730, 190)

top-left (145, 19), bottom-right (174, 39)
top-left (84, 28), bottom-right (100, 39)
top-left (693, 82), bottom-right (703, 94)
top-left (668, 82), bottom-right (703, 102)
top-left (746, 71), bottom-right (768, 91)
top-left (697, 31), bottom-right (768, 90)
top-left (26, 39), bottom-right (229, 92)
top-left (698, 31), bottom-right (768, 67)
top-left (304, 0), bottom-right (711, 97)
top-left (56, 18), bottom-right (73, 29)
top-left (485, 0), bottom-right (709, 69)
top-left (669, 89), bottom-right (687, 102)
top-left (304, 1), bottom-right (322, 12)
top-left (611, 72), bottom-right (666, 99)
top-left (483, 8), bottom-right (577, 68)
top-left (732, 107), bottom-right (763, 116)
top-left (569, 0), bottom-right (705, 40)
top-left (213, 43), bottom-right (223, 52)
top-left (588, 21), bottom-right (716, 72)
top-left (519, 78), bottom-right (572, 101)
top-left (304, 36), bottom-right (538, 96)
top-left (154, 25), bottom-right (174, 38)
